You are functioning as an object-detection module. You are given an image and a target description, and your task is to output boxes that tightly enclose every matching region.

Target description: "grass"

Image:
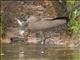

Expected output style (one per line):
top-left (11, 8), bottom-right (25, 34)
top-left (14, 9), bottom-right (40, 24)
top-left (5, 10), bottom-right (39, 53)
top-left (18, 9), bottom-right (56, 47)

top-left (0, 15), bottom-right (6, 37)
top-left (66, 1), bottom-right (80, 35)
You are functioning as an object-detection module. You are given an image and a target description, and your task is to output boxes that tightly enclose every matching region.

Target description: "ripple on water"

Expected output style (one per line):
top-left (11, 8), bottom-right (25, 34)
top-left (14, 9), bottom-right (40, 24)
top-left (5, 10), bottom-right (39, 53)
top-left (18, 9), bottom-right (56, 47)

top-left (1, 44), bottom-right (80, 60)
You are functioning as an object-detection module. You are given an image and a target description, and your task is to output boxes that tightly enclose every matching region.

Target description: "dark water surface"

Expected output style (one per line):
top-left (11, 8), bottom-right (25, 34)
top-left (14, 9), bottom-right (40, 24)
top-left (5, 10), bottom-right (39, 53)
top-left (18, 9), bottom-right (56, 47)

top-left (1, 42), bottom-right (80, 60)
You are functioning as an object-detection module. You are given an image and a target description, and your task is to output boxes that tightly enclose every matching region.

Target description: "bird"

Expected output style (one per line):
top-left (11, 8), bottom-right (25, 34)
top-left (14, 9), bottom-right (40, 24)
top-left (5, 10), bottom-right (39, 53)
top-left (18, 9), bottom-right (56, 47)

top-left (24, 15), bottom-right (68, 45)
top-left (14, 15), bottom-right (68, 43)
top-left (14, 15), bottom-right (68, 53)
top-left (26, 16), bottom-right (68, 31)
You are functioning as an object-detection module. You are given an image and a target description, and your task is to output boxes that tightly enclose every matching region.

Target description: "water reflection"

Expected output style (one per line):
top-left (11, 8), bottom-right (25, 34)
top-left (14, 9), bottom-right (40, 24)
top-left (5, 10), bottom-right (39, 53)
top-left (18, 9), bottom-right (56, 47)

top-left (1, 43), bottom-right (80, 60)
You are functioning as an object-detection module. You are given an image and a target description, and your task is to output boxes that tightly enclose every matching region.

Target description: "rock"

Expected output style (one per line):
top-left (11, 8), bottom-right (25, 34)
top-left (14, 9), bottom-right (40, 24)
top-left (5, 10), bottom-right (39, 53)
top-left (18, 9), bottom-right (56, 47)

top-left (1, 38), bottom-right (11, 44)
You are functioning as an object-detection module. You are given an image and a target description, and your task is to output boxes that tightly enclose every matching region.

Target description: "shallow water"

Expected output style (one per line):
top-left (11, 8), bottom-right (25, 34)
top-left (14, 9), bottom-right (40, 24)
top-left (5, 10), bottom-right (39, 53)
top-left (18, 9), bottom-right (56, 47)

top-left (0, 42), bottom-right (80, 60)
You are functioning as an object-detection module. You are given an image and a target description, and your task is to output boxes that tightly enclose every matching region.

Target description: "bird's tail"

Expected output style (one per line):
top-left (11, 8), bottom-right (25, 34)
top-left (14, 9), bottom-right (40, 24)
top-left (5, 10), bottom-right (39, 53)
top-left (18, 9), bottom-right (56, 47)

top-left (53, 16), bottom-right (69, 20)
top-left (45, 16), bottom-right (69, 23)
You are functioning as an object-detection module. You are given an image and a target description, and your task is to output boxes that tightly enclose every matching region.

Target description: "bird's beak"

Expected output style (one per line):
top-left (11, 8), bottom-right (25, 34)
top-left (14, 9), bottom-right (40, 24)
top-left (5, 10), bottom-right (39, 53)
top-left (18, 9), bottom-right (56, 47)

top-left (14, 17), bottom-right (22, 25)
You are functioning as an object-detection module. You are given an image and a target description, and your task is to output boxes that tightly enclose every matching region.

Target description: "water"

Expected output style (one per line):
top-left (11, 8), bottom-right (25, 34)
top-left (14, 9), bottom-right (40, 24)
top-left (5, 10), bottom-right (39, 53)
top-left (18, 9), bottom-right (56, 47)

top-left (0, 42), bottom-right (80, 60)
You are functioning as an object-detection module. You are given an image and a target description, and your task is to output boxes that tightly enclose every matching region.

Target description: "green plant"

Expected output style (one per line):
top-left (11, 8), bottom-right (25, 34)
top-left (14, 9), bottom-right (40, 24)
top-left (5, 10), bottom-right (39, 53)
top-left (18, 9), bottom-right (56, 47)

top-left (66, 1), bottom-right (80, 34)
top-left (0, 15), bottom-right (6, 36)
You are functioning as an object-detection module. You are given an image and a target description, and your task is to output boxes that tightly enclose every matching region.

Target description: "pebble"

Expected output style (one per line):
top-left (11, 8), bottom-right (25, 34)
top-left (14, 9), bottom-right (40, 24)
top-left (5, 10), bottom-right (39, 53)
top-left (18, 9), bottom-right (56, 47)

top-left (41, 51), bottom-right (44, 54)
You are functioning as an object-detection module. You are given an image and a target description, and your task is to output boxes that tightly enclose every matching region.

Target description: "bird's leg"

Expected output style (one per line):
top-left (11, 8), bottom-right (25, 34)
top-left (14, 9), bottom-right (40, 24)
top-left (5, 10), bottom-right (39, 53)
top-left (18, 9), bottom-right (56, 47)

top-left (39, 31), bottom-right (46, 45)
top-left (36, 31), bottom-right (46, 45)
top-left (36, 31), bottom-right (46, 54)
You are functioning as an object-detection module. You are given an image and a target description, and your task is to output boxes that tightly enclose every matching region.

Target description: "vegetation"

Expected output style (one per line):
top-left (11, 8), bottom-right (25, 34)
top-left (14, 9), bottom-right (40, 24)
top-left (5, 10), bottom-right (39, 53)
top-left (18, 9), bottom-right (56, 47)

top-left (0, 15), bottom-right (6, 37)
top-left (66, 1), bottom-right (80, 34)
